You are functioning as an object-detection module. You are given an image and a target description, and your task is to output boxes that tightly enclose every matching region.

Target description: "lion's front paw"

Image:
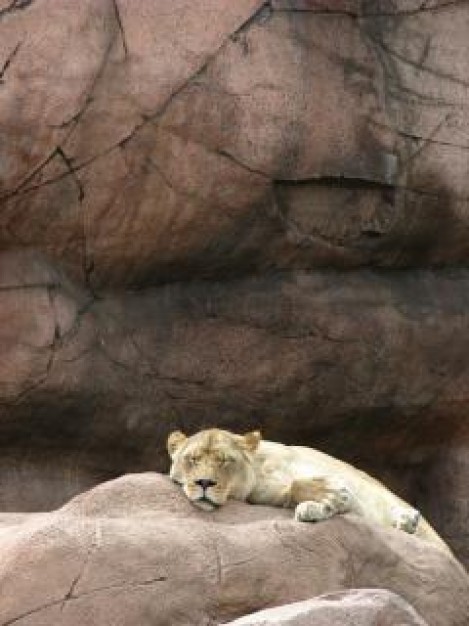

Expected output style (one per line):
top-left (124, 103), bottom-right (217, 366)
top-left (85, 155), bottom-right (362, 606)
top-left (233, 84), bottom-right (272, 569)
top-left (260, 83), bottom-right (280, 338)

top-left (391, 506), bottom-right (420, 534)
top-left (294, 500), bottom-right (337, 523)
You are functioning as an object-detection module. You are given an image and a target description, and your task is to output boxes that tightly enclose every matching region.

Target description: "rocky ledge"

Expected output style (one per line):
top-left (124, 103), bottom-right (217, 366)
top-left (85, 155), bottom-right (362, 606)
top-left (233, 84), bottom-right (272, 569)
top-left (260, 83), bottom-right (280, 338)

top-left (0, 473), bottom-right (467, 626)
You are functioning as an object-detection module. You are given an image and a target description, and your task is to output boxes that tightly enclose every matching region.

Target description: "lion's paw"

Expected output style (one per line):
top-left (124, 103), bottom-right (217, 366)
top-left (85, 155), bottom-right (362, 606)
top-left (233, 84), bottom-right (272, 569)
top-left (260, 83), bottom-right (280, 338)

top-left (333, 485), bottom-right (353, 512)
top-left (391, 506), bottom-right (420, 534)
top-left (294, 500), bottom-right (337, 523)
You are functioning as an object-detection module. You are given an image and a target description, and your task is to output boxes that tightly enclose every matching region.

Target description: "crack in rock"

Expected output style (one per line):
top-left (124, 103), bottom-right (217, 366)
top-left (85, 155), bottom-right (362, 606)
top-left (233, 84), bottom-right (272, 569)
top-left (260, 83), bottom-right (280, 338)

top-left (367, 31), bottom-right (469, 89)
top-left (4, 283), bottom-right (94, 406)
top-left (0, 0), bottom-right (33, 22)
top-left (2, 576), bottom-right (168, 625)
top-left (370, 118), bottom-right (469, 153)
top-left (0, 41), bottom-right (21, 83)
top-left (55, 146), bottom-right (85, 201)
top-left (271, 0), bottom-right (469, 18)
top-left (110, 0), bottom-right (128, 57)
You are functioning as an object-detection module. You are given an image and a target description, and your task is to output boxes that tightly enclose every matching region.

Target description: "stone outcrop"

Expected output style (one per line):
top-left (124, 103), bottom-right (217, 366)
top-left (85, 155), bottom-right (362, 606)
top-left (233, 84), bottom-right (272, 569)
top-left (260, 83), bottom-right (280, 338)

top-left (0, 474), bottom-right (467, 626)
top-left (225, 589), bottom-right (430, 625)
top-left (0, 0), bottom-right (468, 568)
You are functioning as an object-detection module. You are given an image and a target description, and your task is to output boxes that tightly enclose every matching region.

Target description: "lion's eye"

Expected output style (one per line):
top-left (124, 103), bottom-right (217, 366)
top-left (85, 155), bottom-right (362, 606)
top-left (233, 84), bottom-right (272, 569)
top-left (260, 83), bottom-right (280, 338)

top-left (187, 455), bottom-right (200, 465)
top-left (222, 456), bottom-right (235, 465)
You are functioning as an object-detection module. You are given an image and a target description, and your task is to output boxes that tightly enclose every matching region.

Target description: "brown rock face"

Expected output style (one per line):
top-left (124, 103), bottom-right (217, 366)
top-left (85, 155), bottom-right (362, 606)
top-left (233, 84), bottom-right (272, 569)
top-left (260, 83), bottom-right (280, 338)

top-left (0, 0), bottom-right (469, 569)
top-left (0, 474), bottom-right (467, 626)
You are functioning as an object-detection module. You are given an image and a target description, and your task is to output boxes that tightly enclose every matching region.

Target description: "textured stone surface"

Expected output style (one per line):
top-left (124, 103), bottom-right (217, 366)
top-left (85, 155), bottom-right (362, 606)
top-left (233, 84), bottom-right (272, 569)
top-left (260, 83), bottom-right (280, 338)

top-left (225, 589), bottom-right (429, 625)
top-left (0, 474), bottom-right (467, 626)
top-left (0, 0), bottom-right (469, 568)
top-left (2, 1), bottom-right (469, 286)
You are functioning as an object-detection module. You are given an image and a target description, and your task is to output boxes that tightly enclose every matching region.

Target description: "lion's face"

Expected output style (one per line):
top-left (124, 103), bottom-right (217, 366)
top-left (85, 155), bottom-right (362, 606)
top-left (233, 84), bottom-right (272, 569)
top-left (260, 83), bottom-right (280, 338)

top-left (167, 428), bottom-right (260, 511)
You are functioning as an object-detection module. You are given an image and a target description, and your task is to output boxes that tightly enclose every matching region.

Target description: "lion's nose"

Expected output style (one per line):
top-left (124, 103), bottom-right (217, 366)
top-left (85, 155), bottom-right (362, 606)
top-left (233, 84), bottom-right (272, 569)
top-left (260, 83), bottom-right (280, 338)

top-left (195, 479), bottom-right (217, 490)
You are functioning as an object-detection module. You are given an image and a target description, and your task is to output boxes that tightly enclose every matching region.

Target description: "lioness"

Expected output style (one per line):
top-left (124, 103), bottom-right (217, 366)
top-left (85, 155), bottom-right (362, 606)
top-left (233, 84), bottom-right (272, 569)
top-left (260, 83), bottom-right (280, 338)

top-left (168, 428), bottom-right (450, 552)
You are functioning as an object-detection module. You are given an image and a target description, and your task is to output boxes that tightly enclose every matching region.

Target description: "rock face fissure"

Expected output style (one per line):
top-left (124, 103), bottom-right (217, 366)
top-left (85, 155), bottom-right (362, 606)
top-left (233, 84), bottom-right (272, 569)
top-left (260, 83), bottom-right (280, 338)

top-left (0, 0), bottom-right (469, 573)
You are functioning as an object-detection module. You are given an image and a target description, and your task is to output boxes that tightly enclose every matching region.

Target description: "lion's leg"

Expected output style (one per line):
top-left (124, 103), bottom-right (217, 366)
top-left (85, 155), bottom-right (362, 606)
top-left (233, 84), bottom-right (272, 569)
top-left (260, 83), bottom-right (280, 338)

top-left (391, 505), bottom-right (421, 534)
top-left (288, 477), bottom-right (354, 523)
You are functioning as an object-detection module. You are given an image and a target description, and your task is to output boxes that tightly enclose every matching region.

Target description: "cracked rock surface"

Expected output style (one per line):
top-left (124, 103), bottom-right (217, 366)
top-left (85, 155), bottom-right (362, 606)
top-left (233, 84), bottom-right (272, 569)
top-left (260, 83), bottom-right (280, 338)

top-left (3, 0), bottom-right (469, 285)
top-left (1, 0), bottom-right (469, 570)
top-left (0, 473), bottom-right (467, 626)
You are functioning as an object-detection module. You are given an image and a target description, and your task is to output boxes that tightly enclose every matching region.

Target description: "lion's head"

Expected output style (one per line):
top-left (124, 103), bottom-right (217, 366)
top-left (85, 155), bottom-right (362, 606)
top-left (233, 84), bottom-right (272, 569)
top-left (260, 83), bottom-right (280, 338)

top-left (167, 428), bottom-right (261, 511)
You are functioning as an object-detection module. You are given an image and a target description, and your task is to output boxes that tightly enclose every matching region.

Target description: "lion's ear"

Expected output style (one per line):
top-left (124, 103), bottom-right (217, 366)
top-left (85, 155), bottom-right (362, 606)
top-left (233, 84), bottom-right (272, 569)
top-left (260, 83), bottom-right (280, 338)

top-left (167, 430), bottom-right (187, 458)
top-left (241, 430), bottom-right (262, 452)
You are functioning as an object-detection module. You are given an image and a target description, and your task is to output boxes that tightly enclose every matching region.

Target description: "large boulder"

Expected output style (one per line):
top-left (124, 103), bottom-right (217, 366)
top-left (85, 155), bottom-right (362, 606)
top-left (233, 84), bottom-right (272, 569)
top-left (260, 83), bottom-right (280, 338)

top-left (0, 474), bottom-right (467, 626)
top-left (225, 589), bottom-right (430, 625)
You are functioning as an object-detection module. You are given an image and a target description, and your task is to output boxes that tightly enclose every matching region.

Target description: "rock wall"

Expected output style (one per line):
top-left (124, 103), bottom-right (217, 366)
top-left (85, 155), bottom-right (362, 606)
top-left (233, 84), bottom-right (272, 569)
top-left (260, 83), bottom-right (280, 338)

top-left (1, 1), bottom-right (469, 565)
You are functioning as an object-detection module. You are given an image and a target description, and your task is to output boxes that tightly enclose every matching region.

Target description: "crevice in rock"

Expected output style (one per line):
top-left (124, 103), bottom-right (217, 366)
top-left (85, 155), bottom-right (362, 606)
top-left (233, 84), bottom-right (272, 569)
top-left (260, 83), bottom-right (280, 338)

top-left (146, 156), bottom-right (195, 200)
top-left (399, 114), bottom-right (451, 169)
top-left (214, 149), bottom-right (270, 179)
top-left (270, 0), bottom-right (469, 18)
top-left (272, 174), bottom-right (465, 203)
top-left (60, 538), bottom-right (96, 610)
top-left (374, 82), bottom-right (458, 108)
top-left (2, 575), bottom-right (167, 625)
top-left (232, 1), bottom-right (272, 36)
top-left (56, 146), bottom-right (85, 201)
top-left (276, 176), bottom-right (395, 190)
top-left (68, 576), bottom-right (168, 602)
top-left (152, 123), bottom-right (270, 186)
top-left (60, 521), bottom-right (103, 610)
top-left (156, 122), bottom-right (399, 195)
top-left (2, 283), bottom-right (84, 407)
top-left (83, 250), bottom-right (96, 294)
top-left (57, 297), bottom-right (95, 347)
top-left (0, 147), bottom-right (60, 201)
top-left (49, 34), bottom-right (116, 139)
top-left (37, 285), bottom-right (60, 376)
top-left (110, 0), bottom-right (128, 58)
top-left (360, 0), bottom-right (469, 18)
top-left (270, 3), bottom-right (357, 18)
top-left (0, 41), bottom-right (21, 83)
top-left (0, 142), bottom-right (85, 204)
top-left (370, 118), bottom-right (469, 152)
top-left (0, 0), bottom-right (34, 22)
top-left (2, 520), bottom-right (168, 624)
top-left (367, 32), bottom-right (469, 89)
top-left (271, 179), bottom-right (383, 251)
top-left (1, 598), bottom-right (63, 626)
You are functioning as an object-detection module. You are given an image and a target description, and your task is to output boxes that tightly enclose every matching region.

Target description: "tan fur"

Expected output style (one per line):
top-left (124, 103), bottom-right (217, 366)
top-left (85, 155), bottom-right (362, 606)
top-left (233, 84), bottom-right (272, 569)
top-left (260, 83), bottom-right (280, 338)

top-left (168, 428), bottom-right (451, 553)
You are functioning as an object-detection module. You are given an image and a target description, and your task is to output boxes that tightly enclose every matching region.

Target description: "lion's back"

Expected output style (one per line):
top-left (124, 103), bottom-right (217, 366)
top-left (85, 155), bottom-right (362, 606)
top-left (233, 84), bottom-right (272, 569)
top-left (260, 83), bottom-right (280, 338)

top-left (255, 440), bottom-right (407, 518)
